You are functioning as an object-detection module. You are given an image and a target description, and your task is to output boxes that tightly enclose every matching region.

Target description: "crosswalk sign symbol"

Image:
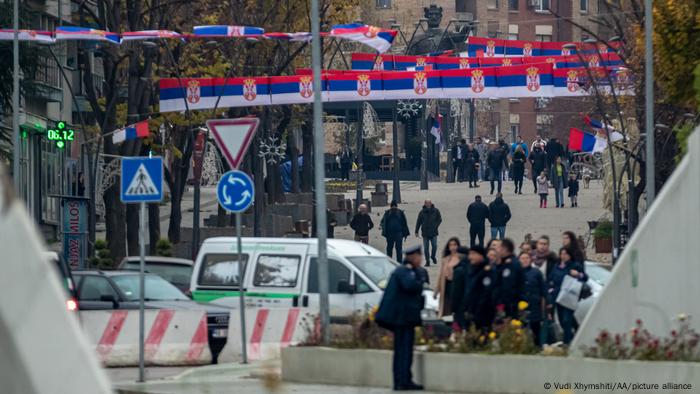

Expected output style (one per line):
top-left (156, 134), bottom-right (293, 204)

top-left (121, 157), bottom-right (163, 203)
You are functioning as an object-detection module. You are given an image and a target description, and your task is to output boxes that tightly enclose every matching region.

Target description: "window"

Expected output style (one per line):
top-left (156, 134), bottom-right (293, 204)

top-left (487, 21), bottom-right (499, 38)
top-left (112, 275), bottom-right (189, 301)
top-left (347, 256), bottom-right (398, 289)
top-left (253, 255), bottom-right (301, 287)
top-left (536, 34), bottom-right (552, 42)
top-left (580, 0), bottom-right (588, 11)
top-left (508, 24), bottom-right (518, 40)
top-left (198, 253), bottom-right (248, 287)
top-left (455, 0), bottom-right (470, 13)
top-left (508, 0), bottom-right (518, 11)
top-left (510, 124), bottom-right (520, 141)
top-left (535, 0), bottom-right (550, 11)
top-left (376, 0), bottom-right (391, 8)
top-left (78, 276), bottom-right (118, 301)
top-left (307, 258), bottom-right (351, 293)
top-left (487, 0), bottom-right (499, 9)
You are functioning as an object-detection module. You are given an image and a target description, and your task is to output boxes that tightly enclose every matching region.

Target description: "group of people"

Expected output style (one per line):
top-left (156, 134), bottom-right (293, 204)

top-left (452, 134), bottom-right (582, 208)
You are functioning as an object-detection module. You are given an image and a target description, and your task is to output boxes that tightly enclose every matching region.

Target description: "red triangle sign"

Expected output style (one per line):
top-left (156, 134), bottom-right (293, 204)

top-left (206, 118), bottom-right (260, 170)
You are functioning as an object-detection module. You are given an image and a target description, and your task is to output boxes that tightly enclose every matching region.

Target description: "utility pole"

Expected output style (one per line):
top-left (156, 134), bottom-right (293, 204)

top-left (355, 103), bottom-right (364, 209)
top-left (420, 101), bottom-right (428, 190)
top-left (392, 101), bottom-right (401, 203)
top-left (12, 0), bottom-right (20, 195)
top-left (644, 0), bottom-right (655, 206)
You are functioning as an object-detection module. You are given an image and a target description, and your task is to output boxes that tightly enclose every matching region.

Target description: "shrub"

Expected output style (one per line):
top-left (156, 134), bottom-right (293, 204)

top-left (155, 238), bottom-right (172, 257)
top-left (593, 220), bottom-right (613, 239)
top-left (90, 239), bottom-right (113, 269)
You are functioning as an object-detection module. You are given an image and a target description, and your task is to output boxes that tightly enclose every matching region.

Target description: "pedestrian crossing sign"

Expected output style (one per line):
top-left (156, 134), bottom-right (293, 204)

top-left (120, 157), bottom-right (163, 203)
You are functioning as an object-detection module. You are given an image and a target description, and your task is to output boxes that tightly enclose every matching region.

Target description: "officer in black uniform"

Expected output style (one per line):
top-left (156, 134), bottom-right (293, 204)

top-left (462, 245), bottom-right (496, 332)
top-left (375, 245), bottom-right (427, 391)
top-left (493, 238), bottom-right (524, 319)
top-left (450, 246), bottom-right (472, 330)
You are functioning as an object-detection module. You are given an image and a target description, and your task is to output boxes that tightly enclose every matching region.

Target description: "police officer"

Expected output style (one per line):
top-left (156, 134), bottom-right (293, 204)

top-left (449, 246), bottom-right (471, 330)
top-left (493, 238), bottom-right (525, 319)
top-left (375, 245), bottom-right (427, 391)
top-left (462, 245), bottom-right (496, 332)
top-left (519, 251), bottom-right (546, 346)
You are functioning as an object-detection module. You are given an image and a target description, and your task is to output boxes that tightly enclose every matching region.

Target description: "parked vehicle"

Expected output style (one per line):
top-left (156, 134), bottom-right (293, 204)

top-left (190, 238), bottom-right (440, 321)
top-left (43, 251), bottom-right (78, 312)
top-left (573, 261), bottom-right (612, 324)
top-left (72, 270), bottom-right (230, 362)
top-left (118, 256), bottom-right (193, 293)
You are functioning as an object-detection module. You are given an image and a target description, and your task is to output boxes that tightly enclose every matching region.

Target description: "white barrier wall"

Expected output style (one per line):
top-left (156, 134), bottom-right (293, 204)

top-left (572, 128), bottom-right (700, 352)
top-left (80, 309), bottom-right (212, 366)
top-left (0, 168), bottom-right (111, 394)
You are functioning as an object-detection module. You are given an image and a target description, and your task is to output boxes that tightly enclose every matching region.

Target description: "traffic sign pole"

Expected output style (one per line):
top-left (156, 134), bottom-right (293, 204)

top-left (236, 212), bottom-right (248, 364)
top-left (138, 201), bottom-right (146, 382)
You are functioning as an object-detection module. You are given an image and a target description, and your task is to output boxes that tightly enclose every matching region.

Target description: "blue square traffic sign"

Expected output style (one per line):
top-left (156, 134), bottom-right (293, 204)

top-left (120, 157), bottom-right (163, 203)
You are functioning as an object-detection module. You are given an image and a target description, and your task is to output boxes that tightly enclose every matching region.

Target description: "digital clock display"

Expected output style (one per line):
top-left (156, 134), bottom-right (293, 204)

top-left (47, 121), bottom-right (75, 149)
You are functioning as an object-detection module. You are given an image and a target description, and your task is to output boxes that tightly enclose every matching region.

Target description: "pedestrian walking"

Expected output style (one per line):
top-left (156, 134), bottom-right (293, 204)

top-left (511, 135), bottom-right (529, 157)
top-left (511, 146), bottom-right (526, 194)
top-left (537, 171), bottom-right (549, 208)
top-left (487, 143), bottom-right (508, 194)
top-left (547, 247), bottom-right (588, 345)
top-left (415, 200), bottom-right (442, 266)
top-left (451, 139), bottom-right (466, 182)
top-left (380, 201), bottom-right (410, 259)
top-left (461, 245), bottom-right (496, 332)
top-left (465, 143), bottom-right (480, 188)
top-left (562, 231), bottom-right (586, 264)
top-left (374, 245), bottom-right (427, 391)
top-left (350, 204), bottom-right (373, 244)
top-left (493, 239), bottom-right (524, 319)
top-left (545, 137), bottom-right (564, 170)
top-left (466, 195), bottom-right (489, 248)
top-left (338, 145), bottom-right (353, 181)
top-left (488, 193), bottom-right (511, 240)
top-left (530, 134), bottom-right (547, 152)
top-left (475, 137), bottom-right (489, 181)
top-left (549, 156), bottom-right (568, 208)
top-left (519, 251), bottom-right (546, 347)
top-left (529, 144), bottom-right (547, 193)
top-left (498, 139), bottom-right (511, 182)
top-left (435, 237), bottom-right (462, 317)
top-left (568, 173), bottom-right (579, 207)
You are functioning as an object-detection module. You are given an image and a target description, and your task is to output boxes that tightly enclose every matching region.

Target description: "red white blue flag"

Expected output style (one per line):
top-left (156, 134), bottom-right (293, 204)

top-left (263, 32), bottom-right (312, 42)
top-left (382, 70), bottom-right (442, 100)
top-left (327, 72), bottom-right (383, 102)
top-left (497, 63), bottom-right (554, 98)
top-left (569, 128), bottom-right (607, 153)
top-left (430, 114), bottom-right (442, 145)
top-left (159, 77), bottom-right (271, 112)
top-left (120, 30), bottom-right (183, 41)
top-left (466, 37), bottom-right (505, 57)
top-left (55, 27), bottom-right (120, 44)
top-left (269, 75), bottom-right (328, 105)
top-left (440, 68), bottom-right (497, 99)
top-left (351, 53), bottom-right (394, 71)
top-left (192, 25), bottom-right (264, 38)
top-left (329, 23), bottom-right (396, 53)
top-left (112, 121), bottom-right (150, 144)
top-left (0, 29), bottom-right (54, 43)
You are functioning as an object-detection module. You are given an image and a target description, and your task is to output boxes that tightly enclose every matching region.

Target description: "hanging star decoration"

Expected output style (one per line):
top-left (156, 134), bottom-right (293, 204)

top-left (258, 136), bottom-right (286, 164)
top-left (396, 99), bottom-right (421, 119)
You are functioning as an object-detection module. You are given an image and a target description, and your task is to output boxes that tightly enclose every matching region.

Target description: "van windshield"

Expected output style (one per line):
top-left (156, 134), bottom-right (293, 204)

top-left (347, 256), bottom-right (398, 289)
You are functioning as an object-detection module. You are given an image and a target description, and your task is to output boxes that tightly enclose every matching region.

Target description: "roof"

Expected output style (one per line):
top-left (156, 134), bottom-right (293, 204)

top-left (120, 256), bottom-right (193, 266)
top-left (72, 270), bottom-right (156, 277)
top-left (200, 237), bottom-right (387, 258)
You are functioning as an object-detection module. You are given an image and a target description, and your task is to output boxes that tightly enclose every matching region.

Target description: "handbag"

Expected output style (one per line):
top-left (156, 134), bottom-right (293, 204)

top-left (579, 283), bottom-right (593, 300)
top-left (556, 275), bottom-right (582, 310)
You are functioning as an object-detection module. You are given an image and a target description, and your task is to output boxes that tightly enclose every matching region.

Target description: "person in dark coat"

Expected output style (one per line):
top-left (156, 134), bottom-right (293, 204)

top-left (511, 146), bottom-right (526, 194)
top-left (519, 251), bottom-right (546, 347)
top-left (466, 195), bottom-right (489, 248)
top-left (567, 172), bottom-right (580, 207)
top-left (462, 245), bottom-right (496, 332)
top-left (350, 204), bottom-right (373, 244)
top-left (493, 238), bottom-right (524, 319)
top-left (547, 247), bottom-right (588, 345)
top-left (380, 200), bottom-right (410, 259)
top-left (338, 145), bottom-right (353, 181)
top-left (451, 139), bottom-right (466, 182)
top-left (486, 143), bottom-right (508, 194)
top-left (545, 138), bottom-right (564, 169)
top-left (465, 143), bottom-right (480, 188)
top-left (488, 193), bottom-right (511, 240)
top-left (449, 246), bottom-right (471, 330)
top-left (528, 144), bottom-right (547, 194)
top-left (374, 245), bottom-right (427, 391)
top-left (415, 200), bottom-right (442, 266)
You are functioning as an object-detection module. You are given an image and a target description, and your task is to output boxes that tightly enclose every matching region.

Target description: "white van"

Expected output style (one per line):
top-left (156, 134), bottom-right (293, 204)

top-left (190, 237), bottom-right (439, 320)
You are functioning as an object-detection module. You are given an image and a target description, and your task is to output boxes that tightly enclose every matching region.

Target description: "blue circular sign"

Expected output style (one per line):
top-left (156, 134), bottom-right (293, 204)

top-left (216, 170), bottom-right (254, 213)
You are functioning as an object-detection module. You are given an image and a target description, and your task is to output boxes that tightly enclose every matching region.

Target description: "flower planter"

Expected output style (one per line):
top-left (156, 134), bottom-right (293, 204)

top-left (595, 237), bottom-right (613, 253)
top-left (282, 346), bottom-right (700, 393)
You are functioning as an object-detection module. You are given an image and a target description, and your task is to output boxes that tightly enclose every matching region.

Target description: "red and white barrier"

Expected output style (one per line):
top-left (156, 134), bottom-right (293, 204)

top-left (79, 310), bottom-right (211, 367)
top-left (219, 307), bottom-right (315, 362)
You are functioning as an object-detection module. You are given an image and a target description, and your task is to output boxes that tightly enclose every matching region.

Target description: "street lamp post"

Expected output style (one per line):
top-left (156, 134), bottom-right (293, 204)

top-left (644, 0), bottom-right (655, 206)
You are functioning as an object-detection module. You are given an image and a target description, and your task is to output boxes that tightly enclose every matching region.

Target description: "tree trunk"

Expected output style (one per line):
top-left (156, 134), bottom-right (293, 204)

top-left (148, 203), bottom-right (160, 255)
top-left (103, 183), bottom-right (126, 266)
top-left (252, 133), bottom-right (265, 236)
top-left (167, 127), bottom-right (195, 243)
top-left (126, 204), bottom-right (139, 257)
top-left (301, 122), bottom-right (313, 192)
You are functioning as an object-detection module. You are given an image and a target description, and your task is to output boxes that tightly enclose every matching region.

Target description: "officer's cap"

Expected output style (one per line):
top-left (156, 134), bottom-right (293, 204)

top-left (404, 244), bottom-right (422, 256)
top-left (456, 246), bottom-right (470, 255)
top-left (469, 245), bottom-right (487, 257)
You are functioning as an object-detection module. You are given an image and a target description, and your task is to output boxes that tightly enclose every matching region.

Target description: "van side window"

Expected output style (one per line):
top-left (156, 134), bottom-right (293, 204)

top-left (198, 253), bottom-right (248, 287)
top-left (356, 276), bottom-right (372, 293)
top-left (307, 258), bottom-right (350, 293)
top-left (253, 255), bottom-right (301, 287)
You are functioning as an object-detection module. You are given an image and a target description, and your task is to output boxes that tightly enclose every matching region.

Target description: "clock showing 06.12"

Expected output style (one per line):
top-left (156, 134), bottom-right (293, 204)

top-left (47, 121), bottom-right (75, 149)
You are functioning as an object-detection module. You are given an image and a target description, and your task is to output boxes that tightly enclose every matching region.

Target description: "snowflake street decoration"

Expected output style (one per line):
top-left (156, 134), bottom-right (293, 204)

top-left (362, 102), bottom-right (382, 139)
top-left (258, 136), bottom-right (286, 164)
top-left (396, 99), bottom-right (421, 119)
top-left (201, 141), bottom-right (224, 186)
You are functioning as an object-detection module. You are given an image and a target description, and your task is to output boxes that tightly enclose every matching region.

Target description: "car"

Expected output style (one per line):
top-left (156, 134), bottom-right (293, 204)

top-left (573, 261), bottom-right (612, 324)
top-left (43, 251), bottom-right (79, 312)
top-left (118, 256), bottom-right (194, 293)
top-left (72, 270), bottom-right (230, 363)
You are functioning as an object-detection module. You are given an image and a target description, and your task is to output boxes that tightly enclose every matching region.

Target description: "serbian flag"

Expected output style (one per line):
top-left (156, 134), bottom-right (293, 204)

top-left (497, 63), bottom-right (554, 98)
top-left (0, 29), bottom-right (54, 43)
top-left (393, 55), bottom-right (434, 70)
top-left (583, 115), bottom-right (624, 142)
top-left (327, 72), bottom-right (383, 102)
top-left (112, 121), bottom-right (149, 144)
top-left (440, 68), bottom-right (497, 99)
top-left (269, 74), bottom-right (328, 105)
top-left (120, 30), bottom-right (183, 41)
top-left (504, 40), bottom-right (541, 57)
top-left (522, 55), bottom-right (568, 69)
top-left (192, 25), bottom-right (264, 38)
top-left (430, 114), bottom-right (442, 145)
top-left (466, 37), bottom-right (505, 57)
top-left (159, 77), bottom-right (271, 112)
top-left (569, 128), bottom-right (607, 153)
top-left (434, 56), bottom-right (478, 70)
top-left (479, 57), bottom-right (522, 67)
top-left (382, 70), bottom-right (442, 100)
top-left (553, 68), bottom-right (588, 97)
top-left (263, 32), bottom-right (312, 42)
top-left (540, 41), bottom-right (579, 56)
top-left (351, 53), bottom-right (394, 71)
top-left (55, 26), bottom-right (120, 44)
top-left (329, 23), bottom-right (396, 53)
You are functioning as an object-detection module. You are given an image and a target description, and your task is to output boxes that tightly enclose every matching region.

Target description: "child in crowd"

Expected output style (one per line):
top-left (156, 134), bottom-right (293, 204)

top-left (568, 173), bottom-right (580, 207)
top-left (536, 171), bottom-right (549, 208)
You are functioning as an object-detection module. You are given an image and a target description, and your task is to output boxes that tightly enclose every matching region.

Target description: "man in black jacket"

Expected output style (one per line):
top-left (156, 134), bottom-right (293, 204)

top-left (451, 139), bottom-right (466, 182)
top-left (493, 238), bottom-right (524, 319)
top-left (486, 143), bottom-right (508, 194)
top-left (380, 200), bottom-right (410, 259)
top-left (488, 193), bottom-right (511, 240)
top-left (449, 246), bottom-right (471, 330)
top-left (415, 200), bottom-right (442, 266)
top-left (529, 144), bottom-right (547, 193)
top-left (350, 204), bottom-right (373, 244)
top-left (338, 145), bottom-right (353, 181)
top-left (545, 138), bottom-right (564, 170)
top-left (375, 245), bottom-right (427, 391)
top-left (462, 245), bottom-right (496, 332)
top-left (466, 195), bottom-right (489, 248)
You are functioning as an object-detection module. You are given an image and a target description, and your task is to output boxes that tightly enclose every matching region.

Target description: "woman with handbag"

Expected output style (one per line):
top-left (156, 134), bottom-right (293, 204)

top-left (546, 247), bottom-right (588, 345)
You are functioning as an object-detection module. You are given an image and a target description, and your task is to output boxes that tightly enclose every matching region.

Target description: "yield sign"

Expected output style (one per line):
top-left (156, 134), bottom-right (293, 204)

top-left (206, 117), bottom-right (260, 169)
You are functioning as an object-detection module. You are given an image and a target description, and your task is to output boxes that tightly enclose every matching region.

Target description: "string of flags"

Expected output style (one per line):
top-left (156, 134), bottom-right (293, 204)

top-left (0, 23), bottom-right (397, 53)
top-left (112, 120), bottom-right (150, 144)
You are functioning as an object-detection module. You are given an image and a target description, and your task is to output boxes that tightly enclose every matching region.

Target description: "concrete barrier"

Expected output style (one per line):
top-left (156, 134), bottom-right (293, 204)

top-left (80, 309), bottom-right (212, 366)
top-left (219, 307), bottom-right (314, 362)
top-left (282, 347), bottom-right (700, 393)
